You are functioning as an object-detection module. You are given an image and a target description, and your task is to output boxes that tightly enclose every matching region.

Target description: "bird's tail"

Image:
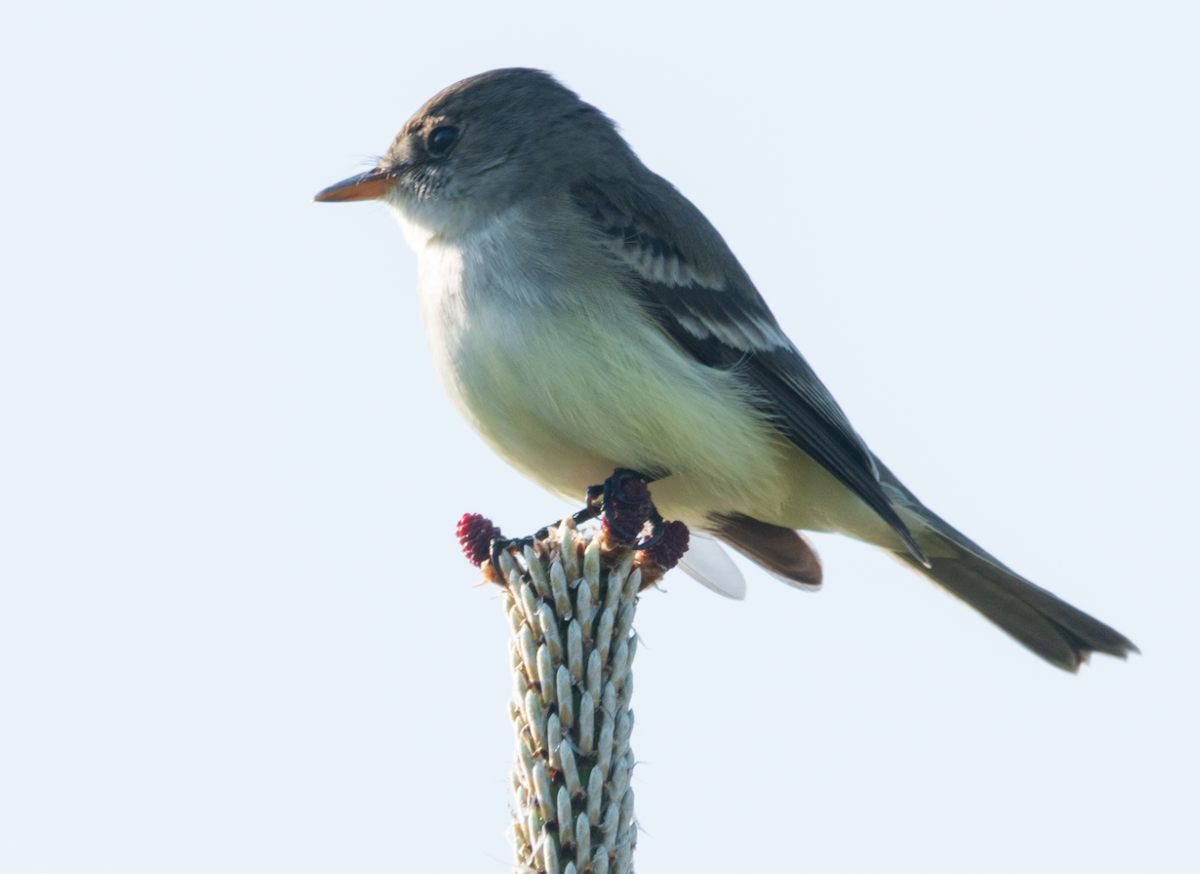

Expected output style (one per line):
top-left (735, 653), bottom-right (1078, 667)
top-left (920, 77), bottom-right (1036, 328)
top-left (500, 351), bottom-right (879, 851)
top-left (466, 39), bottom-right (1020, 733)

top-left (876, 458), bottom-right (1138, 672)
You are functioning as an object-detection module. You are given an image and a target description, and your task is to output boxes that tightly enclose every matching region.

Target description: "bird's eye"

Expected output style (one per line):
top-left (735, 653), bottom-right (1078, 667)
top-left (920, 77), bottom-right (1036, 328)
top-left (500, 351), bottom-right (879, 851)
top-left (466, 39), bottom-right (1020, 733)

top-left (428, 126), bottom-right (459, 156)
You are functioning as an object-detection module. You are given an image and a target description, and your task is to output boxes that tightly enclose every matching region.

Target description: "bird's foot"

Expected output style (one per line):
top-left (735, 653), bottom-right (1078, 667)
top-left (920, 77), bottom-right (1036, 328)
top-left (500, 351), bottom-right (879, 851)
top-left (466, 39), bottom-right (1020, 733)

top-left (590, 468), bottom-right (667, 549)
top-left (460, 468), bottom-right (687, 584)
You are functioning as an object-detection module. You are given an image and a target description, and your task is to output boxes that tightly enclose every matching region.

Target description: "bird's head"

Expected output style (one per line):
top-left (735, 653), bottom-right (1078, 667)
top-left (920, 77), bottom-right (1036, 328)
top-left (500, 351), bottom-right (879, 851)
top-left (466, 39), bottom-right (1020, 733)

top-left (315, 68), bottom-right (634, 239)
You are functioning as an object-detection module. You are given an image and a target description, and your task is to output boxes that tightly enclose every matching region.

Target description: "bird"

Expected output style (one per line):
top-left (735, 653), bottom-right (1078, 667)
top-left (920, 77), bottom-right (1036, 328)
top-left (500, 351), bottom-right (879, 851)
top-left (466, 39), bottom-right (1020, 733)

top-left (315, 67), bottom-right (1136, 671)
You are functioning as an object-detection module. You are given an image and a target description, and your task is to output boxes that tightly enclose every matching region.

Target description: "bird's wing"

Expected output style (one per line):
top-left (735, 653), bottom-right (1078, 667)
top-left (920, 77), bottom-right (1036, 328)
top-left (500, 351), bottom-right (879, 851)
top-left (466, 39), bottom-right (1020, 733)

top-left (571, 176), bottom-right (927, 564)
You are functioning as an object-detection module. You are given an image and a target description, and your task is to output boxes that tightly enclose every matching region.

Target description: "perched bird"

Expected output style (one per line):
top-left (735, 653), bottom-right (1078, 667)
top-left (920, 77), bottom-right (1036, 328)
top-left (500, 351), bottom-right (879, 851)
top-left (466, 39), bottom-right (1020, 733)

top-left (316, 68), bottom-right (1135, 671)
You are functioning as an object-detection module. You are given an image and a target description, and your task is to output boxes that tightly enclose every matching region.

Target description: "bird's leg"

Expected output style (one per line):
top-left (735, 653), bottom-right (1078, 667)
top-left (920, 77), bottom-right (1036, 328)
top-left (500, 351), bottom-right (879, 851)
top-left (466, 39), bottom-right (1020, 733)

top-left (599, 468), bottom-right (667, 549)
top-left (464, 468), bottom-right (687, 590)
top-left (602, 468), bottom-right (659, 504)
top-left (567, 483), bottom-right (606, 528)
top-left (508, 470), bottom-right (667, 573)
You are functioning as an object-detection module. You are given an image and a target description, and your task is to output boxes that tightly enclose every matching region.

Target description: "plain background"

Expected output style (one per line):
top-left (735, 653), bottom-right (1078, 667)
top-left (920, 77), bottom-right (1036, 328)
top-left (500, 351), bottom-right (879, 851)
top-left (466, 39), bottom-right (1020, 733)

top-left (2, 1), bottom-right (1197, 871)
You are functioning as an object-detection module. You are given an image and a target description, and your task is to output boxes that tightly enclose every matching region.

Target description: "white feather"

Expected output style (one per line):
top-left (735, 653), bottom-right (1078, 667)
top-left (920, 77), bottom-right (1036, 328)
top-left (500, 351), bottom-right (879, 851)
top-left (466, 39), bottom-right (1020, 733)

top-left (676, 533), bottom-right (746, 600)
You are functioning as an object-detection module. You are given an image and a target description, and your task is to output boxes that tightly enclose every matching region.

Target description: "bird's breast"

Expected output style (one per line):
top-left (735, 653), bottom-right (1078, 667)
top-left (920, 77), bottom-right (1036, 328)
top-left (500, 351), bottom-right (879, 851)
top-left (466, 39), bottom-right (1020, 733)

top-left (407, 206), bottom-right (794, 523)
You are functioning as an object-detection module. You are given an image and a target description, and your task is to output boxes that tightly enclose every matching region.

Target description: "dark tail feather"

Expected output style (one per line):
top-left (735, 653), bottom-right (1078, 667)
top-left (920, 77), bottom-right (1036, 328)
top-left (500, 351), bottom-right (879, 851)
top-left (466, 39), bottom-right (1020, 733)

top-left (873, 457), bottom-right (1138, 672)
top-left (712, 514), bottom-right (823, 591)
top-left (891, 533), bottom-right (1137, 671)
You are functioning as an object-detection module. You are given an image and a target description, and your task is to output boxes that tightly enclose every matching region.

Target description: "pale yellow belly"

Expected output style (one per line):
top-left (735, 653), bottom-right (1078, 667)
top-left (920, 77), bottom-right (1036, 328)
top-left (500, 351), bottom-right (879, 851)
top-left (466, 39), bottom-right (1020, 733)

top-left (417, 234), bottom-right (900, 549)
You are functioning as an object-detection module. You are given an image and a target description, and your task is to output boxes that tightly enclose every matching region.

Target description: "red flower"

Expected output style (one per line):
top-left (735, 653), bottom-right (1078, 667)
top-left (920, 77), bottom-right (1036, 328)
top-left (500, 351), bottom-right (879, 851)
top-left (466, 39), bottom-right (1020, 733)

top-left (603, 478), bottom-right (653, 545)
top-left (456, 513), bottom-right (500, 567)
top-left (645, 520), bottom-right (689, 570)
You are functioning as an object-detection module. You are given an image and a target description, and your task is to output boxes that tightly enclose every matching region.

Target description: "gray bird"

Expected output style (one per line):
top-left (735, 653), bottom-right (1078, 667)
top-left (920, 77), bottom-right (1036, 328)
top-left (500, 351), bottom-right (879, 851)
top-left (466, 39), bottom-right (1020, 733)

top-left (317, 68), bottom-right (1136, 671)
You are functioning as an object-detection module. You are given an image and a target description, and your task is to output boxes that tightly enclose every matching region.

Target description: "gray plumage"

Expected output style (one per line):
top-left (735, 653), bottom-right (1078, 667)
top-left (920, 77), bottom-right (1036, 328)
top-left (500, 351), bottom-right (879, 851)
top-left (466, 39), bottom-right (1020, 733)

top-left (316, 68), bottom-right (1137, 671)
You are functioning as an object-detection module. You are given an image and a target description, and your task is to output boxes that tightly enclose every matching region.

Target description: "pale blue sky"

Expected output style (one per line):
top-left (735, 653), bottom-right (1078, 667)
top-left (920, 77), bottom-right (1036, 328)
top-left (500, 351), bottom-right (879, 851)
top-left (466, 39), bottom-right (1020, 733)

top-left (1, 1), bottom-right (1197, 871)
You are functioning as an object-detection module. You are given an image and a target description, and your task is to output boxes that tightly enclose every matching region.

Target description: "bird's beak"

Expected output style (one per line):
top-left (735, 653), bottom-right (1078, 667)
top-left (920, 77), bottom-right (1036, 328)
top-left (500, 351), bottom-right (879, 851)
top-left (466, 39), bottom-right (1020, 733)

top-left (313, 167), bottom-right (397, 203)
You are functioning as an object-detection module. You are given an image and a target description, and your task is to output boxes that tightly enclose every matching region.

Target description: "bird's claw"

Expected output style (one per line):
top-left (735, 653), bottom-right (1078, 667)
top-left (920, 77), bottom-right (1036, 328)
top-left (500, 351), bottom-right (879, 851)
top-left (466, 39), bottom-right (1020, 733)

top-left (488, 534), bottom-right (534, 579)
